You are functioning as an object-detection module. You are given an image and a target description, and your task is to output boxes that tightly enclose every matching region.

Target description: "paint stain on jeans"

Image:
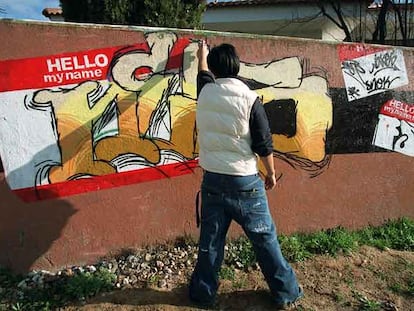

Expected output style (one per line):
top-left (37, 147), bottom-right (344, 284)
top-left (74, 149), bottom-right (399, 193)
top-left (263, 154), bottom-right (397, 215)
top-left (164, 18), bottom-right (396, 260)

top-left (253, 222), bottom-right (270, 233)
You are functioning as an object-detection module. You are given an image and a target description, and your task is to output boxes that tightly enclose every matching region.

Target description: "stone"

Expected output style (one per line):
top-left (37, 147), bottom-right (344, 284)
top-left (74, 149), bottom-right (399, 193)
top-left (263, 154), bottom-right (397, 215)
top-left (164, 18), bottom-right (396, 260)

top-left (158, 279), bottom-right (167, 288)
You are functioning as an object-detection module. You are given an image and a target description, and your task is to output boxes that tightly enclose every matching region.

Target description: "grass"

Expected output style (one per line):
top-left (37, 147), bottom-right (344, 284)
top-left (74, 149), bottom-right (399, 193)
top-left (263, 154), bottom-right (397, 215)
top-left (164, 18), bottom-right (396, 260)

top-left (1, 217), bottom-right (413, 310)
top-left (0, 267), bottom-right (115, 311)
top-left (388, 257), bottom-right (414, 297)
top-left (219, 266), bottom-right (235, 281)
top-left (225, 237), bottom-right (256, 269)
top-left (232, 274), bottom-right (247, 289)
top-left (147, 274), bottom-right (161, 287)
top-left (353, 291), bottom-right (382, 311)
top-left (358, 298), bottom-right (382, 311)
top-left (62, 268), bottom-right (115, 300)
top-left (282, 217), bottom-right (414, 261)
top-left (219, 217), bottom-right (414, 291)
top-left (391, 276), bottom-right (414, 297)
top-left (271, 218), bottom-right (413, 265)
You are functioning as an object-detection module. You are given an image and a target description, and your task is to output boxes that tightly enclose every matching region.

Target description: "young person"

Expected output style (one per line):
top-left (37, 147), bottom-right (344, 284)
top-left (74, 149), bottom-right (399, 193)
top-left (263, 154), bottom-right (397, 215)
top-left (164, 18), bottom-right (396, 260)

top-left (189, 41), bottom-right (303, 309)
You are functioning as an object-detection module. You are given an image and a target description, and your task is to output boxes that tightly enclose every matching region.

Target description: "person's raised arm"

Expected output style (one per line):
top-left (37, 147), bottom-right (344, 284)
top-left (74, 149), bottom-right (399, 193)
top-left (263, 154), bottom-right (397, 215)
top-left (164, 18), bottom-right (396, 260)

top-left (197, 40), bottom-right (209, 72)
top-left (196, 40), bottom-right (214, 96)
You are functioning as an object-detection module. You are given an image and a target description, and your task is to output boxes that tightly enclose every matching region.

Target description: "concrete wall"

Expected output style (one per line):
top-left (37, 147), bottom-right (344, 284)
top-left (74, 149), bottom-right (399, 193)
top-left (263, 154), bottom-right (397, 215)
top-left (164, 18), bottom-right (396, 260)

top-left (0, 20), bottom-right (413, 273)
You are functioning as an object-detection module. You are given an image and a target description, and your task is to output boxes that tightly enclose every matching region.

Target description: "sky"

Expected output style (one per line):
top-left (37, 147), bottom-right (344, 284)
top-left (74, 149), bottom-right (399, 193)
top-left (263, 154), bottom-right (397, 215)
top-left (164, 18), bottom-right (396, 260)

top-left (0, 0), bottom-right (60, 21)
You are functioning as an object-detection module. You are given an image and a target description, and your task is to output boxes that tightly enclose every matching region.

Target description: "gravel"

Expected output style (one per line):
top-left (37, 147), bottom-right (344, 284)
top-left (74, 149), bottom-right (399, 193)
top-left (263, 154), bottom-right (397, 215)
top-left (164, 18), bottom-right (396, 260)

top-left (8, 239), bottom-right (259, 306)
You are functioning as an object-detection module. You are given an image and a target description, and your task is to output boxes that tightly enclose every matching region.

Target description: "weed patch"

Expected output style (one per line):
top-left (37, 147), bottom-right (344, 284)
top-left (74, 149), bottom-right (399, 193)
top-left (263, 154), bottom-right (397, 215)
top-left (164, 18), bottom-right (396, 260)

top-left (279, 235), bottom-right (312, 262)
top-left (0, 267), bottom-right (115, 310)
top-left (219, 266), bottom-right (235, 281)
top-left (357, 217), bottom-right (414, 251)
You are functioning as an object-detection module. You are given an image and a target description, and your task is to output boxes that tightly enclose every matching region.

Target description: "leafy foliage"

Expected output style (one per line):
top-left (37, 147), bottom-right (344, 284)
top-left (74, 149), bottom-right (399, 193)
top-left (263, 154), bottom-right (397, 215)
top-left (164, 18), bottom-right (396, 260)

top-left (357, 217), bottom-right (414, 251)
top-left (62, 268), bottom-right (116, 300)
top-left (223, 218), bottom-right (414, 270)
top-left (0, 267), bottom-right (115, 311)
top-left (219, 266), bottom-right (235, 281)
top-left (279, 234), bottom-right (312, 262)
top-left (59, 0), bottom-right (205, 29)
top-left (304, 227), bottom-right (358, 256)
top-left (225, 237), bottom-right (256, 270)
top-left (143, 0), bottom-right (205, 29)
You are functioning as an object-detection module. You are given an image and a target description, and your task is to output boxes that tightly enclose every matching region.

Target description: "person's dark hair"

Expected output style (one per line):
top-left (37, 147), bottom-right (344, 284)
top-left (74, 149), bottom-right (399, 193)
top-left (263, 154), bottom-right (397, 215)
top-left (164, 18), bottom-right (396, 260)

top-left (207, 43), bottom-right (240, 78)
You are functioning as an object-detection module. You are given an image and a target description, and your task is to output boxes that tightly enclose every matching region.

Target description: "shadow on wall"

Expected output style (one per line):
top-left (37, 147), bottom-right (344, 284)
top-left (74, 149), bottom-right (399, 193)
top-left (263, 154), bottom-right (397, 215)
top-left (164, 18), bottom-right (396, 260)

top-left (0, 158), bottom-right (77, 273)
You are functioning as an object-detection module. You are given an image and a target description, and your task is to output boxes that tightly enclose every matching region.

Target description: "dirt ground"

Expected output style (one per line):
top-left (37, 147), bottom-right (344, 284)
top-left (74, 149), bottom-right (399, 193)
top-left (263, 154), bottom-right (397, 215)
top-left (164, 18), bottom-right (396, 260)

top-left (62, 246), bottom-right (414, 311)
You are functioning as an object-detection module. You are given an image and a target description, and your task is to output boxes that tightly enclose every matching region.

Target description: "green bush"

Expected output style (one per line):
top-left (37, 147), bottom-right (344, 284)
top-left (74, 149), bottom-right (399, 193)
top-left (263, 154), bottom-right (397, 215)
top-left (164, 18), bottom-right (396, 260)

top-left (279, 235), bottom-right (311, 262)
top-left (357, 218), bottom-right (414, 251)
top-left (303, 227), bottom-right (358, 256)
top-left (63, 268), bottom-right (116, 300)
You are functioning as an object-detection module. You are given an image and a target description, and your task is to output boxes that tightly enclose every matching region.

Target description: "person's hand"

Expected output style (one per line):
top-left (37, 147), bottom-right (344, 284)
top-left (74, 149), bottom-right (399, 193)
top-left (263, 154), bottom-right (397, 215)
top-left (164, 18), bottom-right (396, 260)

top-left (197, 40), bottom-right (209, 61)
top-left (264, 173), bottom-right (276, 190)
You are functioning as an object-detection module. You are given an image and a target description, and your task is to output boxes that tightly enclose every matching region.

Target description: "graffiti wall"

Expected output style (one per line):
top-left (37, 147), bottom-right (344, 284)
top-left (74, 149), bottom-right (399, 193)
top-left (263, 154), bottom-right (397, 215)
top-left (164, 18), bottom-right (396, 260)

top-left (0, 33), bottom-right (199, 201)
top-left (0, 31), bottom-right (335, 201)
top-left (0, 20), bottom-right (413, 272)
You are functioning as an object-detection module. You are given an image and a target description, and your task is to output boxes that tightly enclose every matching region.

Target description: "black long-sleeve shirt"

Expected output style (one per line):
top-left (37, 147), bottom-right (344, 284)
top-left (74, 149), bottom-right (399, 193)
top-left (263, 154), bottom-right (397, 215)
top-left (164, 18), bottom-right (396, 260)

top-left (197, 70), bottom-right (273, 157)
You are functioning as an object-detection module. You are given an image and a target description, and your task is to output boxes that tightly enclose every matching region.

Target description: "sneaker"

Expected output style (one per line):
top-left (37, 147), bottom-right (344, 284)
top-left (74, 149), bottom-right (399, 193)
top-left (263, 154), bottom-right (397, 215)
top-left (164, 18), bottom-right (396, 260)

top-left (275, 286), bottom-right (304, 310)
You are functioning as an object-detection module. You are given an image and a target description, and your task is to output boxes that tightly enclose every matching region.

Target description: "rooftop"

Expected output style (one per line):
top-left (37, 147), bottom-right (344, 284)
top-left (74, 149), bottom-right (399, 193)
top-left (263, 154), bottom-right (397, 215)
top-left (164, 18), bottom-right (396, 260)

top-left (206, 0), bottom-right (366, 8)
top-left (42, 8), bottom-right (63, 18)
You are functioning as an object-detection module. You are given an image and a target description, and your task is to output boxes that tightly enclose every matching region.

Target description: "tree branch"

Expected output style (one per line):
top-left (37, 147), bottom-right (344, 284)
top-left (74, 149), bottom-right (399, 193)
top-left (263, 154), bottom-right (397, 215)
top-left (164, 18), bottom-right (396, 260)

top-left (390, 0), bottom-right (407, 45)
top-left (317, 0), bottom-right (353, 42)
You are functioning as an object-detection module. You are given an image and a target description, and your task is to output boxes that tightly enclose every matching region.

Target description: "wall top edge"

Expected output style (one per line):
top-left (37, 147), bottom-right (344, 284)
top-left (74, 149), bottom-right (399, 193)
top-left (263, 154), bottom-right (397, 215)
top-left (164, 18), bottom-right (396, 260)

top-left (1, 18), bottom-right (413, 52)
top-left (0, 18), bottom-right (334, 45)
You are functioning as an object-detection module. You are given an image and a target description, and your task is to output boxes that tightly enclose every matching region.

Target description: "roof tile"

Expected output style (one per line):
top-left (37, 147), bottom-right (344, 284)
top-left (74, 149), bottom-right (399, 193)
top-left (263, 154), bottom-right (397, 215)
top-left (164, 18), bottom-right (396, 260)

top-left (207, 0), bottom-right (361, 8)
top-left (42, 8), bottom-right (63, 17)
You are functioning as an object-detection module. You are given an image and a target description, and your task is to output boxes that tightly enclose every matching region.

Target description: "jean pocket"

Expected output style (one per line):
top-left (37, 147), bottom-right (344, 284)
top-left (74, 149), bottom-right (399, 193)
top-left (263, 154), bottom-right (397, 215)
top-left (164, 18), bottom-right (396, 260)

top-left (238, 188), bottom-right (265, 199)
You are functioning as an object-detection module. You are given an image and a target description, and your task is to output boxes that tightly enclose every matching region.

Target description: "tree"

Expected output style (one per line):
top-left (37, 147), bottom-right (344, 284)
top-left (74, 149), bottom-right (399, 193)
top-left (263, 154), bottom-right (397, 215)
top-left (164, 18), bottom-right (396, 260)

top-left (60, 0), bottom-right (205, 29)
top-left (317, 0), bottom-right (353, 42)
top-left (372, 0), bottom-right (390, 44)
top-left (144, 0), bottom-right (205, 29)
top-left (317, 0), bottom-right (414, 46)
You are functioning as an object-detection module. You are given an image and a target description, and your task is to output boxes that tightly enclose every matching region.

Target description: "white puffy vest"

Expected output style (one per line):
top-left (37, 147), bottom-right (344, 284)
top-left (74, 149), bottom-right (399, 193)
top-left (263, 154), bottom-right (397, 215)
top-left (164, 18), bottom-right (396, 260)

top-left (196, 78), bottom-right (259, 176)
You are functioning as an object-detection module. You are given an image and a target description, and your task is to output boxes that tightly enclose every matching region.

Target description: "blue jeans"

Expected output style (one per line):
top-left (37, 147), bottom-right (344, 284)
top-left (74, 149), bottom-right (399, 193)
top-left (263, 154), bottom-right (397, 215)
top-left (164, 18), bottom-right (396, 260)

top-left (189, 171), bottom-right (302, 305)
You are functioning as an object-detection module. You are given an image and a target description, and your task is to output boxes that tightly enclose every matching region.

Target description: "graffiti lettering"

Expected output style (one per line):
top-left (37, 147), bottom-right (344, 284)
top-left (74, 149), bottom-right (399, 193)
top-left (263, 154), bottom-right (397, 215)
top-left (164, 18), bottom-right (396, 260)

top-left (341, 48), bottom-right (408, 101)
top-left (0, 31), bottom-right (334, 199)
top-left (365, 75), bottom-right (398, 93)
top-left (383, 106), bottom-right (414, 122)
top-left (342, 60), bottom-right (366, 77)
top-left (65, 69), bottom-right (103, 80)
top-left (43, 69), bottom-right (104, 83)
top-left (347, 86), bottom-right (360, 100)
top-left (341, 60), bottom-right (366, 90)
top-left (388, 99), bottom-right (414, 113)
top-left (46, 54), bottom-right (108, 72)
top-left (369, 50), bottom-right (398, 74)
top-left (373, 114), bottom-right (414, 157)
top-left (381, 99), bottom-right (414, 123)
top-left (43, 73), bottom-right (64, 83)
top-left (395, 121), bottom-right (414, 155)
